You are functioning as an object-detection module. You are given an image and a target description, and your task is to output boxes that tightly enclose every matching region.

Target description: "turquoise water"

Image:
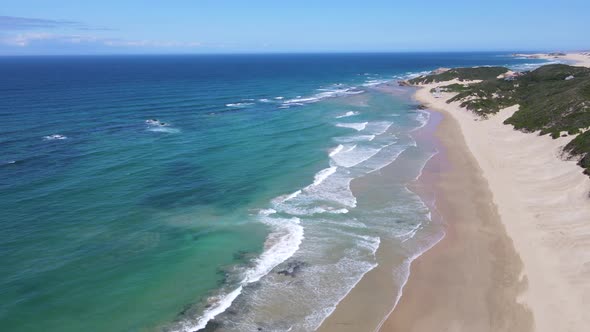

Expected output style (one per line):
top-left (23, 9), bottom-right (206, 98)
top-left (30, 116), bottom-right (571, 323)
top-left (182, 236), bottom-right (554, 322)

top-left (0, 53), bottom-right (546, 331)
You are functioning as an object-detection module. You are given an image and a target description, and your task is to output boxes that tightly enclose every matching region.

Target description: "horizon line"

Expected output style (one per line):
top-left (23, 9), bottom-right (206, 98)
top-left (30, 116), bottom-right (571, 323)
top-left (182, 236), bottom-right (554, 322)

top-left (0, 49), bottom-right (584, 57)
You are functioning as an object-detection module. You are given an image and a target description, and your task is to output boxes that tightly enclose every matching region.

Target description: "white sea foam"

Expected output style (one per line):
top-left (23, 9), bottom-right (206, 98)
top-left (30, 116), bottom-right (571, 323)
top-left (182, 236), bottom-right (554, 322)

top-left (329, 208), bottom-right (349, 214)
top-left (145, 119), bottom-right (180, 133)
top-left (282, 190), bottom-right (302, 202)
top-left (272, 166), bottom-right (357, 216)
top-left (226, 102), bottom-right (255, 107)
top-left (509, 60), bottom-right (561, 72)
top-left (400, 70), bottom-right (432, 80)
top-left (258, 98), bottom-right (271, 103)
top-left (411, 110), bottom-right (430, 131)
top-left (274, 96), bottom-right (284, 100)
top-left (330, 144), bottom-right (381, 168)
top-left (282, 87), bottom-right (364, 106)
top-left (335, 122), bottom-right (368, 131)
top-left (187, 214), bottom-right (304, 332)
top-left (362, 79), bottom-right (391, 87)
top-left (245, 216), bottom-right (304, 283)
top-left (185, 286), bottom-right (243, 332)
top-left (329, 144), bottom-right (344, 157)
top-left (303, 258), bottom-right (379, 331)
top-left (311, 166), bottom-right (338, 187)
top-left (178, 78), bottom-right (436, 331)
top-left (366, 121), bottom-right (393, 135)
top-left (335, 111), bottom-right (360, 119)
top-left (334, 135), bottom-right (375, 143)
top-left (145, 119), bottom-right (168, 126)
top-left (148, 127), bottom-right (181, 134)
top-left (259, 208), bottom-right (277, 216)
top-left (373, 229), bottom-right (445, 332)
top-left (43, 134), bottom-right (67, 140)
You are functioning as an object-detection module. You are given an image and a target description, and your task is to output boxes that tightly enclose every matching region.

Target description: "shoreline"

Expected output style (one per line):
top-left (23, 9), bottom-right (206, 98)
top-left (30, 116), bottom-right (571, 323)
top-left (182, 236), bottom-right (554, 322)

top-left (515, 52), bottom-right (590, 67)
top-left (318, 52), bottom-right (590, 332)
top-left (378, 101), bottom-right (533, 332)
top-left (315, 92), bottom-right (446, 332)
top-left (382, 52), bottom-right (590, 331)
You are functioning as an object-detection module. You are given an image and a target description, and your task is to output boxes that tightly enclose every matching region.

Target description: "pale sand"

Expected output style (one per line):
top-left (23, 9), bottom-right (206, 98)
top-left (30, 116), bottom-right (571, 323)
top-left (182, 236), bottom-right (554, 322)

top-left (558, 53), bottom-right (590, 67)
top-left (397, 79), bottom-right (590, 331)
top-left (379, 102), bottom-right (532, 332)
top-left (517, 52), bottom-right (590, 67)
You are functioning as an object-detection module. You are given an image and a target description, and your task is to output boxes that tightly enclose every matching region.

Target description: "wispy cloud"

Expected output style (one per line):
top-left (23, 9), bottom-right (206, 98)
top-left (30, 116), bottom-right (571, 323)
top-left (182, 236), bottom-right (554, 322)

top-left (1, 32), bottom-right (97, 46)
top-left (103, 39), bottom-right (201, 48)
top-left (0, 15), bottom-right (113, 31)
top-left (0, 15), bottom-right (202, 52)
top-left (0, 32), bottom-right (201, 49)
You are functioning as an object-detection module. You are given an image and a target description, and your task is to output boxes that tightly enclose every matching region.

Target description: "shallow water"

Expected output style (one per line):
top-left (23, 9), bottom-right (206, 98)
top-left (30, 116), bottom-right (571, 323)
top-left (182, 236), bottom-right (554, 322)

top-left (0, 53), bottom-right (546, 332)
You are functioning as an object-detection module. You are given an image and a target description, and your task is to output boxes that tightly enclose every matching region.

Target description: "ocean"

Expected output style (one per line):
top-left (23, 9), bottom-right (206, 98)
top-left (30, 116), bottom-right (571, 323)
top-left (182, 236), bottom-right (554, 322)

top-left (0, 53), bottom-right (546, 331)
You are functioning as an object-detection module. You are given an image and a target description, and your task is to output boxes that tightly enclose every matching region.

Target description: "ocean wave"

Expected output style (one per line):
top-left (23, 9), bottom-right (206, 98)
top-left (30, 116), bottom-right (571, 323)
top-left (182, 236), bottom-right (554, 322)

top-left (328, 144), bottom-right (344, 157)
top-left (185, 286), bottom-right (243, 332)
top-left (311, 166), bottom-right (338, 187)
top-left (226, 102), bottom-right (255, 108)
top-left (366, 121), bottom-right (393, 135)
top-left (147, 127), bottom-right (180, 134)
top-left (410, 110), bottom-right (430, 132)
top-left (272, 168), bottom-right (357, 216)
top-left (335, 111), bottom-right (360, 119)
top-left (181, 89), bottom-right (430, 330)
top-left (509, 60), bottom-right (561, 72)
top-left (335, 122), bottom-right (368, 131)
top-left (207, 219), bottom-right (382, 332)
top-left (282, 87), bottom-right (364, 107)
top-left (362, 79), bottom-right (392, 87)
top-left (145, 118), bottom-right (180, 133)
top-left (330, 144), bottom-right (380, 168)
top-left (43, 134), bottom-right (67, 140)
top-left (185, 214), bottom-right (304, 332)
top-left (334, 134), bottom-right (375, 143)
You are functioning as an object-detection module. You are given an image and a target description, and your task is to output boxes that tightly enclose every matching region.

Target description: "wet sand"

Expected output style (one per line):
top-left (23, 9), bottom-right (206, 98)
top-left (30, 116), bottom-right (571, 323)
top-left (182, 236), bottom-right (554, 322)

top-left (319, 100), bottom-right (533, 332)
top-left (379, 106), bottom-right (533, 332)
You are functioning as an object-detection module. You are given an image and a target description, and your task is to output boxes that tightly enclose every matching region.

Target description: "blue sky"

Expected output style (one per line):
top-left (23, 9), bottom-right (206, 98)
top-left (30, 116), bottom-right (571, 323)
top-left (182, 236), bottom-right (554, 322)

top-left (1, 0), bottom-right (588, 55)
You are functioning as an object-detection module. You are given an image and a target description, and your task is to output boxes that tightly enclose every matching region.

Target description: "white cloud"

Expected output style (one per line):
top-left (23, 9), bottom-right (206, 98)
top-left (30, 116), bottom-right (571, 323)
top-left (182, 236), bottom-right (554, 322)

top-left (103, 39), bottom-right (201, 48)
top-left (0, 32), bottom-right (201, 49)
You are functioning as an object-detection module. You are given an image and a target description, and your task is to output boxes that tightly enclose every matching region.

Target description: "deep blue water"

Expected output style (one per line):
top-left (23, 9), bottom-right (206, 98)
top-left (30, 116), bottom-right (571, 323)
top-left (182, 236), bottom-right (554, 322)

top-left (0, 53), bottom-right (545, 331)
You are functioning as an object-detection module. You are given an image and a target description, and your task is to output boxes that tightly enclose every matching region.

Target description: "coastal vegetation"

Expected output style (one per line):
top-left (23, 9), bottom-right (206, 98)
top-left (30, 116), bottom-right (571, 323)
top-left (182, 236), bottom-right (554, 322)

top-left (409, 64), bottom-right (590, 175)
top-left (408, 66), bottom-right (509, 84)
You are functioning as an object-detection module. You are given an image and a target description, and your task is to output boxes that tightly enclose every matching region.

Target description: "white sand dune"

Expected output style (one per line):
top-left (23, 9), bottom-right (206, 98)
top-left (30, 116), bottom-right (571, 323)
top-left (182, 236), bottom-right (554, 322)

top-left (414, 57), bottom-right (590, 332)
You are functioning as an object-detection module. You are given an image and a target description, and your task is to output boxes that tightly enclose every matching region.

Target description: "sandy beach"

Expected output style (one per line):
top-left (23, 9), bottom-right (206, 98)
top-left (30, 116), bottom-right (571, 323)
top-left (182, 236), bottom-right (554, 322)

top-left (319, 52), bottom-right (590, 332)
top-left (517, 52), bottom-right (590, 67)
top-left (381, 53), bottom-right (590, 332)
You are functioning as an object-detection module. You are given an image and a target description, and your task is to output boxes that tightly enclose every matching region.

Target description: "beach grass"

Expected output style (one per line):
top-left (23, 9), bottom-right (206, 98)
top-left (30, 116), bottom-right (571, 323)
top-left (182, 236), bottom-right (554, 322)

top-left (412, 64), bottom-right (590, 175)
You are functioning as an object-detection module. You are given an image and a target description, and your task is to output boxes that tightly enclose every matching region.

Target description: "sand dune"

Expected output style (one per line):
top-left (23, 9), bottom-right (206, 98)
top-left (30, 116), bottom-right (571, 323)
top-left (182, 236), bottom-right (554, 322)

top-left (410, 72), bottom-right (590, 331)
